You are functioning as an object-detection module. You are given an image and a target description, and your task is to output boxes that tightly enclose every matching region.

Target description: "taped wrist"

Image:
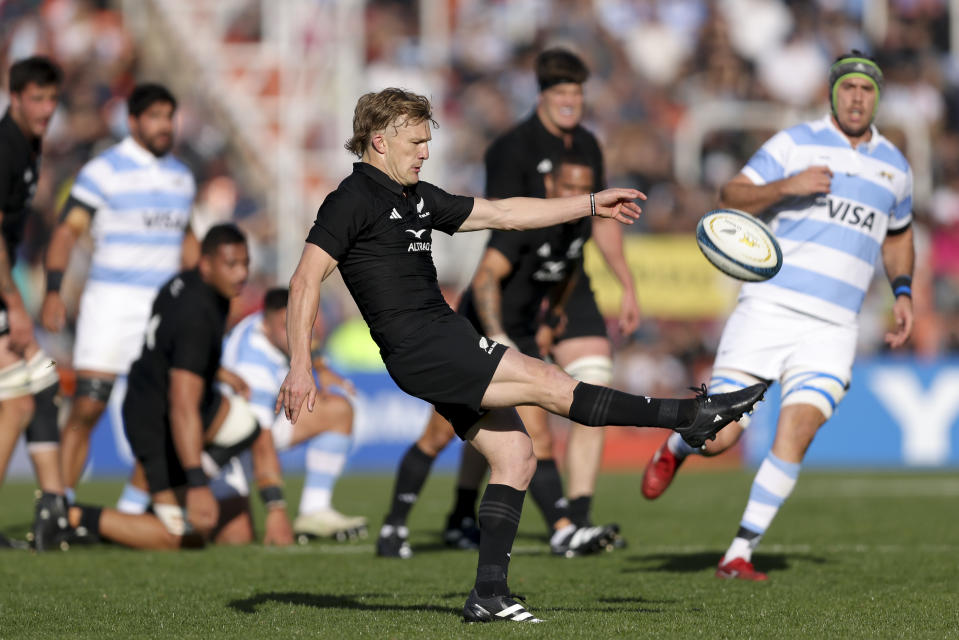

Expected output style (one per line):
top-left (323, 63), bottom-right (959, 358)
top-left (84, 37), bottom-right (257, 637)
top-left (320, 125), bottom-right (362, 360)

top-left (259, 485), bottom-right (286, 509)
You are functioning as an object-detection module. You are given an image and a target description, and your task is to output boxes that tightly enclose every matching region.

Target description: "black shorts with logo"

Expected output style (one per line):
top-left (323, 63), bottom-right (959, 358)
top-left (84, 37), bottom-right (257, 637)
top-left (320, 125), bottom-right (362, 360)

top-left (559, 270), bottom-right (607, 342)
top-left (383, 313), bottom-right (507, 439)
top-left (123, 391), bottom-right (222, 493)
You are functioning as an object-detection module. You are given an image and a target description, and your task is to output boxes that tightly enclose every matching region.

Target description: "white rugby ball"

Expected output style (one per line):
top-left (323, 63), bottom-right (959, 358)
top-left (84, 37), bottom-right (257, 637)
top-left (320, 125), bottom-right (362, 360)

top-left (696, 208), bottom-right (783, 282)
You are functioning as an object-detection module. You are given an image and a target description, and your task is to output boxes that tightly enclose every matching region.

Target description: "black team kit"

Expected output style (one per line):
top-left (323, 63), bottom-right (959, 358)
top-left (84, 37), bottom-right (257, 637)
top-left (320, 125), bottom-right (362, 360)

top-left (306, 160), bottom-right (765, 622)
top-left (0, 107), bottom-right (68, 550)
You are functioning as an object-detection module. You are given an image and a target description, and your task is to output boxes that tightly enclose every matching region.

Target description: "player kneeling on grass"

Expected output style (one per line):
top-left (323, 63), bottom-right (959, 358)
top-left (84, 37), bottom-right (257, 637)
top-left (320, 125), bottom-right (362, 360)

top-left (208, 287), bottom-right (366, 543)
top-left (65, 224), bottom-right (270, 549)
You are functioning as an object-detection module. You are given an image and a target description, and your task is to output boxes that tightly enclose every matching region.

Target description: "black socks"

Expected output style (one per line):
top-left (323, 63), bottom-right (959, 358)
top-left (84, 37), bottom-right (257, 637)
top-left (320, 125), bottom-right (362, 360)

top-left (385, 444), bottom-right (435, 526)
top-left (568, 495), bottom-right (592, 527)
top-left (475, 484), bottom-right (525, 597)
top-left (528, 458), bottom-right (568, 529)
top-left (567, 382), bottom-right (696, 428)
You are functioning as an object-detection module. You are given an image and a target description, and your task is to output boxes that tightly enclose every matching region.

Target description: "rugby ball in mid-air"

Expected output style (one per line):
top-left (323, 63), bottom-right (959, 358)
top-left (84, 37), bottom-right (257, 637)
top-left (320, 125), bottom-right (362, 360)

top-left (696, 208), bottom-right (783, 282)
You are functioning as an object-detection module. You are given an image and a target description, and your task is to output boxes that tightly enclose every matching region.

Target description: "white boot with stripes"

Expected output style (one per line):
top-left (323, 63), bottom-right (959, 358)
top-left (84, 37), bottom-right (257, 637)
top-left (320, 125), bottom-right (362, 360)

top-left (463, 589), bottom-right (543, 623)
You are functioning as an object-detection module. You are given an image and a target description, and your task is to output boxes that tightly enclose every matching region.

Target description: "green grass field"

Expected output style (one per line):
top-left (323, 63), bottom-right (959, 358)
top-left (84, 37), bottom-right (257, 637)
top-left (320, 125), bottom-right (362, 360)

top-left (1, 469), bottom-right (957, 639)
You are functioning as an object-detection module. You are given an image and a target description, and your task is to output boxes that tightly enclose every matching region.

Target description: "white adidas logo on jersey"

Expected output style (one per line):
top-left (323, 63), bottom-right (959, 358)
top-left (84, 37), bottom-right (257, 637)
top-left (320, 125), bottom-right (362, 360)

top-left (389, 208), bottom-right (402, 220)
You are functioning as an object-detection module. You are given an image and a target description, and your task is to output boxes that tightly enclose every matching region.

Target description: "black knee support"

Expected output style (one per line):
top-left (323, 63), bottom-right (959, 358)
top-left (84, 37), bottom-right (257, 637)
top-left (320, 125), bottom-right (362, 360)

top-left (75, 376), bottom-right (114, 403)
top-left (25, 382), bottom-right (60, 445)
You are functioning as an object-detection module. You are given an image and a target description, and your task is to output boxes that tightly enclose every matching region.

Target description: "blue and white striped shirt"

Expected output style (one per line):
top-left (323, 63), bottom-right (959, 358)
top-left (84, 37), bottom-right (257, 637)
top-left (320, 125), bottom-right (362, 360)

top-left (70, 136), bottom-right (195, 289)
top-left (739, 115), bottom-right (912, 326)
top-left (221, 312), bottom-right (289, 429)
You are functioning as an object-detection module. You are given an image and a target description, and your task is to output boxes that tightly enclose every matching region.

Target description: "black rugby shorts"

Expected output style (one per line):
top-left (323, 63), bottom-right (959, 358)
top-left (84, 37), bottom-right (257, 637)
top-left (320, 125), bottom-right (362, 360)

top-left (123, 391), bottom-right (222, 493)
top-left (559, 270), bottom-right (608, 342)
top-left (383, 313), bottom-right (507, 439)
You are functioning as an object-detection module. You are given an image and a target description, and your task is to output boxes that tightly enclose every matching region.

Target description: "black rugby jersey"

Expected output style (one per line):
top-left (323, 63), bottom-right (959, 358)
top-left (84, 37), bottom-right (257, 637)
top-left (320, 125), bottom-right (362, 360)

top-left (0, 109), bottom-right (42, 261)
top-left (306, 163), bottom-right (474, 354)
top-left (459, 218), bottom-right (591, 338)
top-left (484, 112), bottom-right (605, 199)
top-left (126, 269), bottom-right (229, 421)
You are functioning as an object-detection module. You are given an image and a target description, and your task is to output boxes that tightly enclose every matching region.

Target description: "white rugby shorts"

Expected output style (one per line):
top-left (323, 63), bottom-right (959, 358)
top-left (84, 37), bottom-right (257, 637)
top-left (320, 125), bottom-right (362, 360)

top-left (74, 283), bottom-right (159, 374)
top-left (713, 297), bottom-right (856, 389)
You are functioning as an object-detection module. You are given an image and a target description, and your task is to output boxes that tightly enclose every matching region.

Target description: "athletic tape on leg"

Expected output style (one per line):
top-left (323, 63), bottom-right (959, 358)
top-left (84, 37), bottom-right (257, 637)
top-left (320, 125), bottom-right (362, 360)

top-left (153, 503), bottom-right (192, 536)
top-left (0, 360), bottom-right (30, 400)
top-left (564, 355), bottom-right (613, 386)
top-left (779, 368), bottom-right (849, 420)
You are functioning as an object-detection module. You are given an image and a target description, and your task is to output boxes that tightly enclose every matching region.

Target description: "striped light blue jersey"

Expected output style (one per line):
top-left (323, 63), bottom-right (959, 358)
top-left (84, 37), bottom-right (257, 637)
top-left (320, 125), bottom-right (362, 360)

top-left (221, 312), bottom-right (288, 429)
top-left (70, 136), bottom-right (195, 290)
top-left (739, 115), bottom-right (912, 326)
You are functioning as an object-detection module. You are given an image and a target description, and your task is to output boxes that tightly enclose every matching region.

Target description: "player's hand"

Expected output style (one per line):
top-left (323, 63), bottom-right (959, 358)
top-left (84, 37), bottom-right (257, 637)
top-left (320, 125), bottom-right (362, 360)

top-left (619, 287), bottom-right (641, 335)
top-left (784, 165), bottom-right (832, 197)
top-left (535, 324), bottom-right (555, 358)
top-left (276, 361), bottom-right (317, 424)
top-left (316, 366), bottom-right (356, 396)
top-left (263, 506), bottom-right (294, 546)
top-left (6, 303), bottom-right (34, 355)
top-left (885, 295), bottom-right (914, 349)
top-left (185, 486), bottom-right (219, 537)
top-left (489, 333), bottom-right (518, 351)
top-left (220, 368), bottom-right (252, 400)
top-left (40, 292), bottom-right (67, 333)
top-left (593, 188), bottom-right (646, 224)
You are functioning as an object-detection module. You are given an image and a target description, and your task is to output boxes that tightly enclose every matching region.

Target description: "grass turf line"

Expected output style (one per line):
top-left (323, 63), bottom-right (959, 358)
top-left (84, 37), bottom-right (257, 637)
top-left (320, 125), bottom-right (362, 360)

top-left (1, 470), bottom-right (957, 638)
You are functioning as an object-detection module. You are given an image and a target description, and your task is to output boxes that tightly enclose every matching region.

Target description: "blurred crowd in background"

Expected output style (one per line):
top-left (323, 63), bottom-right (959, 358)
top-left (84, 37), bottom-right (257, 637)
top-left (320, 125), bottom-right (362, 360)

top-left (1, 0), bottom-right (957, 404)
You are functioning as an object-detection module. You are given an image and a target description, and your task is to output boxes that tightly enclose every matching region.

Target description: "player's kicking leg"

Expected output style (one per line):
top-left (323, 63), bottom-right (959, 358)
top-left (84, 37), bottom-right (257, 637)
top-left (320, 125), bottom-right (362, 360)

top-left (481, 348), bottom-right (766, 448)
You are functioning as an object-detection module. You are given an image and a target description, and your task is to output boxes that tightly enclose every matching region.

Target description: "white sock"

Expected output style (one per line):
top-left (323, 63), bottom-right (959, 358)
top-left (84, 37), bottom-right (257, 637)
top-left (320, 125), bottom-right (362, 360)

top-left (667, 432), bottom-right (700, 459)
top-left (299, 432), bottom-right (350, 515)
top-left (116, 483), bottom-right (151, 514)
top-left (724, 452), bottom-right (800, 562)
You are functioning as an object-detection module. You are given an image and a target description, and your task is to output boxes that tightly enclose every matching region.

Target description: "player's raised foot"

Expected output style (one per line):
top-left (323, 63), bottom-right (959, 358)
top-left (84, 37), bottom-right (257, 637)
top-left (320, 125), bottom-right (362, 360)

top-left (675, 383), bottom-right (766, 448)
top-left (550, 523), bottom-right (616, 558)
top-left (31, 492), bottom-right (71, 552)
top-left (293, 509), bottom-right (368, 543)
top-left (375, 524), bottom-right (412, 559)
top-left (463, 589), bottom-right (543, 623)
top-left (642, 440), bottom-right (685, 500)
top-left (443, 514), bottom-right (480, 550)
top-left (716, 556), bottom-right (768, 581)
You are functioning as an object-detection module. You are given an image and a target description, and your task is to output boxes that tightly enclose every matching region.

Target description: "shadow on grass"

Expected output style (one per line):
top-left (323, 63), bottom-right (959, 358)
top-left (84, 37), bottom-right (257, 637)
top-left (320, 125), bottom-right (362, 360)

top-left (622, 551), bottom-right (827, 574)
top-left (229, 592), bottom-right (453, 616)
top-left (230, 591), bottom-right (675, 617)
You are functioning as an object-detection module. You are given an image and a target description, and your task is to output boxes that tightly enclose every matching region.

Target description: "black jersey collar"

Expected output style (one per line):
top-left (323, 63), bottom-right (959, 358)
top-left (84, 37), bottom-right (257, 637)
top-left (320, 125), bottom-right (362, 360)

top-left (1, 109), bottom-right (40, 156)
top-left (353, 162), bottom-right (417, 197)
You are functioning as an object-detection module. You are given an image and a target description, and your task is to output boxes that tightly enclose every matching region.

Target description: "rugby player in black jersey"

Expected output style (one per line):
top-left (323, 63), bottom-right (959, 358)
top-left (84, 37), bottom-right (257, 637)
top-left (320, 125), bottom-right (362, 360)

top-left (65, 225), bottom-right (268, 549)
top-left (0, 56), bottom-right (69, 551)
top-left (446, 47), bottom-right (641, 548)
top-left (376, 155), bottom-right (618, 560)
top-left (277, 88), bottom-right (765, 623)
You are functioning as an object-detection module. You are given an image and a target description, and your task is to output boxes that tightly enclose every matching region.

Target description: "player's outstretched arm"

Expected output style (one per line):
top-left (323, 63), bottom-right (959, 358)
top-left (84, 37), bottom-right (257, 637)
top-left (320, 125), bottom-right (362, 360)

top-left (458, 188), bottom-right (645, 233)
top-left (278, 243), bottom-right (338, 423)
top-left (882, 226), bottom-right (915, 349)
top-left (41, 205), bottom-right (91, 332)
top-left (720, 168), bottom-right (833, 215)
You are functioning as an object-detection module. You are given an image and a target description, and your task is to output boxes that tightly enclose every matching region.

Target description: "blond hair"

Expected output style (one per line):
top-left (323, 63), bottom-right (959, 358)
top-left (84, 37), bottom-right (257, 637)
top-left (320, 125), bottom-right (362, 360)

top-left (345, 88), bottom-right (437, 157)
